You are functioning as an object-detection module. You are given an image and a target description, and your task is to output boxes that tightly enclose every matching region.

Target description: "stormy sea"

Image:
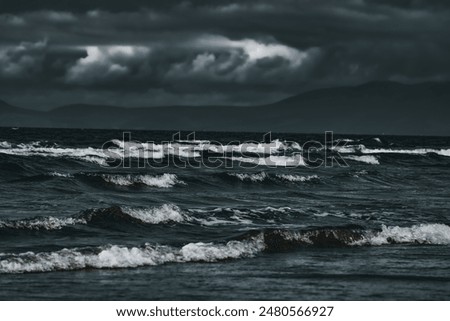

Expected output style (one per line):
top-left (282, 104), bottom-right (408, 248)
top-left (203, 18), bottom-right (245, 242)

top-left (0, 127), bottom-right (449, 300)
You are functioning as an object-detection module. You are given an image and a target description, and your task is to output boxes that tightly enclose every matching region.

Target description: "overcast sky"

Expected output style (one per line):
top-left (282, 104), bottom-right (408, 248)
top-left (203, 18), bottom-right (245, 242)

top-left (1, 0), bottom-right (449, 109)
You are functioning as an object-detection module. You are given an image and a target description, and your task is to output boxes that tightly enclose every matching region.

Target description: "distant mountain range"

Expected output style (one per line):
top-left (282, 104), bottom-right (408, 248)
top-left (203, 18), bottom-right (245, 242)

top-left (1, 81), bottom-right (449, 135)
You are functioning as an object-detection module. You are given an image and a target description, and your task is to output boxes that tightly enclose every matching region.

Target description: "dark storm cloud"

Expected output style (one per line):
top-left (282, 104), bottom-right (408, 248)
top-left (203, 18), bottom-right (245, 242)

top-left (0, 0), bottom-right (449, 108)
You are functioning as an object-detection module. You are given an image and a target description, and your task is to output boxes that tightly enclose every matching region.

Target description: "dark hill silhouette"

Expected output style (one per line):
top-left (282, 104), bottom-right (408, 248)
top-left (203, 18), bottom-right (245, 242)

top-left (1, 81), bottom-right (449, 135)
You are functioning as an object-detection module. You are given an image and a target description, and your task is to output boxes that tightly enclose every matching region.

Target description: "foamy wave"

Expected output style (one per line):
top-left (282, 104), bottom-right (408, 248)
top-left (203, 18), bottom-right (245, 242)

top-left (0, 140), bottom-right (201, 165)
top-left (357, 224), bottom-right (450, 246)
top-left (0, 141), bottom-right (115, 165)
top-left (219, 139), bottom-right (288, 154)
top-left (111, 140), bottom-right (201, 158)
top-left (176, 139), bottom-right (211, 144)
top-left (101, 173), bottom-right (183, 188)
top-left (352, 170), bottom-right (369, 177)
top-left (188, 206), bottom-right (303, 227)
top-left (0, 141), bottom-right (12, 148)
top-left (361, 148), bottom-right (450, 157)
top-left (0, 237), bottom-right (265, 273)
top-left (344, 155), bottom-right (379, 165)
top-left (0, 216), bottom-right (86, 230)
top-left (48, 172), bottom-right (74, 178)
top-left (137, 140), bottom-right (291, 155)
top-left (122, 204), bottom-right (185, 224)
top-left (276, 174), bottom-right (319, 182)
top-left (229, 155), bottom-right (305, 167)
top-left (0, 205), bottom-right (296, 231)
top-left (255, 224), bottom-right (450, 249)
top-left (227, 172), bottom-right (318, 183)
top-left (81, 156), bottom-right (109, 166)
top-left (228, 172), bottom-right (267, 182)
top-left (336, 144), bottom-right (450, 157)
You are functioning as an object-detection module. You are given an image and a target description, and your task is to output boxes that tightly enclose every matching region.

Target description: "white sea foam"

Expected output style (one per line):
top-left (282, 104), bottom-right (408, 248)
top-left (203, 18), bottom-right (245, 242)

top-left (361, 148), bottom-right (450, 156)
top-left (0, 216), bottom-right (86, 230)
top-left (227, 172), bottom-right (318, 183)
top-left (228, 172), bottom-right (268, 182)
top-left (192, 213), bottom-right (255, 227)
top-left (255, 206), bottom-right (293, 213)
top-left (122, 204), bottom-right (186, 224)
top-left (335, 144), bottom-right (450, 157)
top-left (112, 139), bottom-right (294, 156)
top-left (101, 173), bottom-right (183, 188)
top-left (220, 139), bottom-right (287, 154)
top-left (358, 224), bottom-right (450, 246)
top-left (48, 172), bottom-right (74, 178)
top-left (352, 170), bottom-right (369, 178)
top-left (0, 141), bottom-right (11, 148)
top-left (187, 205), bottom-right (298, 226)
top-left (111, 140), bottom-right (202, 158)
top-left (229, 154), bottom-right (305, 167)
top-left (261, 223), bottom-right (450, 246)
top-left (192, 217), bottom-right (243, 226)
top-left (176, 139), bottom-right (211, 144)
top-left (276, 174), bottom-right (319, 182)
top-left (0, 141), bottom-right (117, 165)
top-left (0, 236), bottom-right (265, 273)
top-left (167, 144), bottom-right (201, 158)
top-left (344, 155), bottom-right (379, 165)
top-left (0, 140), bottom-right (201, 165)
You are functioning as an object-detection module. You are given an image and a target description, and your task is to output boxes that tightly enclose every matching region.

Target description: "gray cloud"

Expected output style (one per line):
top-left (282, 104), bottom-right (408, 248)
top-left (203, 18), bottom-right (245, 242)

top-left (0, 0), bottom-right (449, 108)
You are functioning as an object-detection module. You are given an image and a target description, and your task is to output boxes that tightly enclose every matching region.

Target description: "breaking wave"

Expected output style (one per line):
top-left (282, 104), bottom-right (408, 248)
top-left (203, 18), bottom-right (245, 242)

top-left (1, 223), bottom-right (448, 273)
top-left (256, 224), bottom-right (450, 249)
top-left (0, 205), bottom-right (296, 231)
top-left (101, 173), bottom-right (183, 188)
top-left (110, 139), bottom-right (293, 157)
top-left (0, 216), bottom-right (86, 231)
top-left (356, 224), bottom-right (450, 246)
top-left (48, 172), bottom-right (74, 178)
top-left (0, 141), bottom-right (12, 148)
top-left (229, 155), bottom-right (306, 167)
top-left (0, 205), bottom-right (186, 231)
top-left (0, 141), bottom-right (112, 165)
top-left (336, 144), bottom-right (450, 157)
top-left (122, 204), bottom-right (186, 224)
top-left (276, 174), bottom-right (319, 182)
top-left (0, 237), bottom-right (265, 273)
top-left (227, 172), bottom-right (319, 183)
top-left (228, 172), bottom-right (268, 182)
top-left (344, 155), bottom-right (379, 165)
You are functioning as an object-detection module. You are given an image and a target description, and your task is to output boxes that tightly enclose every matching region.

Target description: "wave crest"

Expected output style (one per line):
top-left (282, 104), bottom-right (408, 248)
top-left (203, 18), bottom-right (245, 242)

top-left (227, 172), bottom-right (319, 183)
top-left (0, 237), bottom-right (265, 273)
top-left (122, 204), bottom-right (185, 224)
top-left (101, 173), bottom-right (183, 188)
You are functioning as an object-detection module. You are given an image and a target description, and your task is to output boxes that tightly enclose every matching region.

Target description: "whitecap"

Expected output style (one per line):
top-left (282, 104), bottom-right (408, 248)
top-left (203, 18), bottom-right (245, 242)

top-left (48, 172), bottom-right (74, 178)
top-left (335, 144), bottom-right (450, 157)
top-left (122, 204), bottom-right (185, 224)
top-left (0, 216), bottom-right (86, 231)
top-left (228, 172), bottom-right (267, 182)
top-left (276, 174), bottom-right (319, 182)
top-left (0, 141), bottom-right (11, 148)
top-left (0, 236), bottom-right (265, 273)
top-left (344, 155), bottom-right (379, 165)
top-left (356, 224), bottom-right (450, 246)
top-left (229, 154), bottom-right (305, 167)
top-left (101, 173), bottom-right (183, 188)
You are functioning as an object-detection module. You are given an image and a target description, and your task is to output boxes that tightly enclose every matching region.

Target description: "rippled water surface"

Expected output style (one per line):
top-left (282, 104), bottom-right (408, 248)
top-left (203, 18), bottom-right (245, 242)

top-left (0, 128), bottom-right (449, 300)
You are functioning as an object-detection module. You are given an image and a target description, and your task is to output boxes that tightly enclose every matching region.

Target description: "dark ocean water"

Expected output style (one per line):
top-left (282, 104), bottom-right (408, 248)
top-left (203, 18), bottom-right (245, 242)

top-left (0, 127), bottom-right (450, 300)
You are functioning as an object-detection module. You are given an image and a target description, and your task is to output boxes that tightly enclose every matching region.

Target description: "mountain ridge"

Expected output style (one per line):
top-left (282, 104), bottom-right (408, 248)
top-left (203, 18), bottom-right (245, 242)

top-left (1, 81), bottom-right (449, 135)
